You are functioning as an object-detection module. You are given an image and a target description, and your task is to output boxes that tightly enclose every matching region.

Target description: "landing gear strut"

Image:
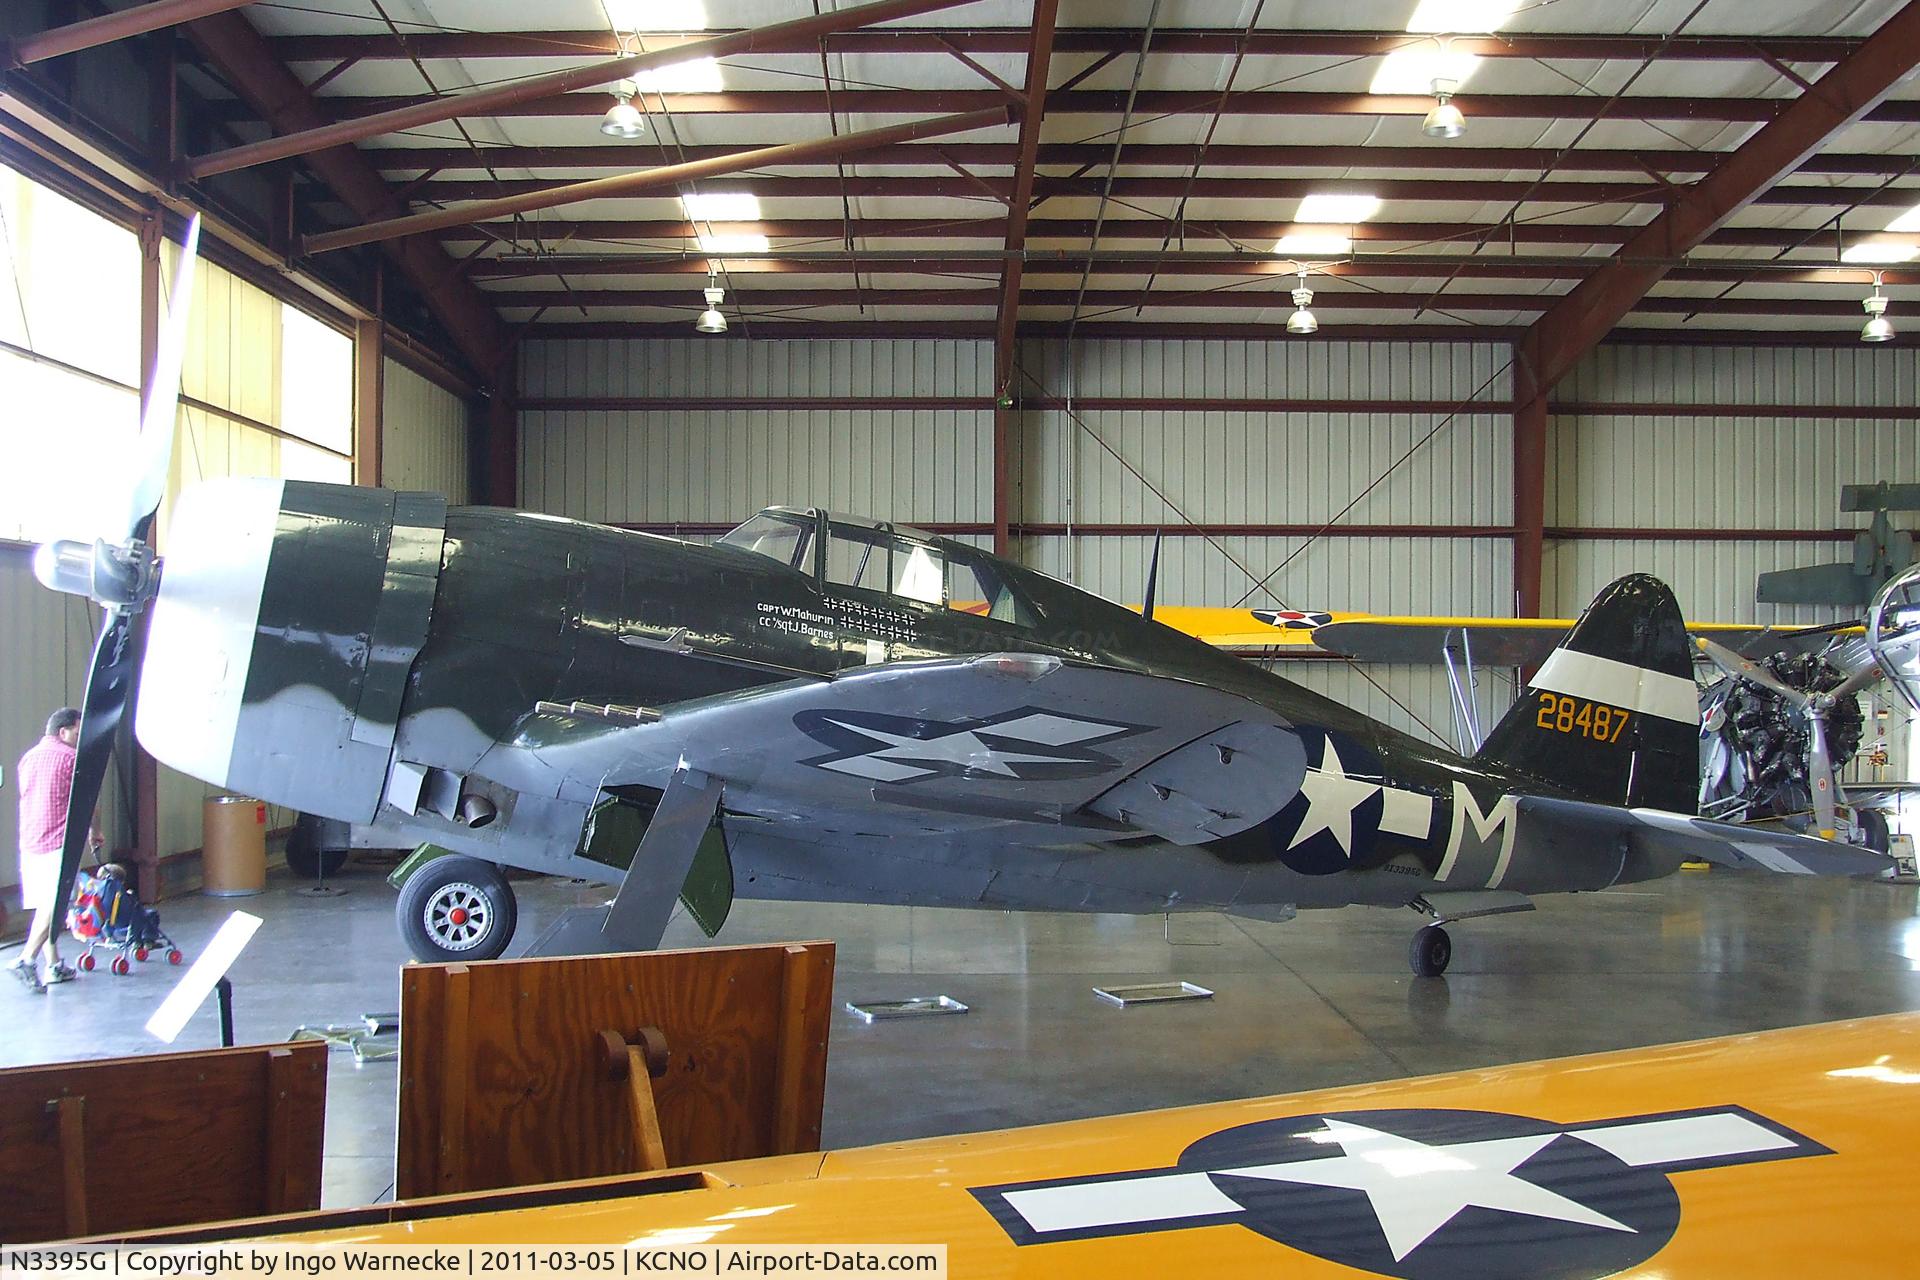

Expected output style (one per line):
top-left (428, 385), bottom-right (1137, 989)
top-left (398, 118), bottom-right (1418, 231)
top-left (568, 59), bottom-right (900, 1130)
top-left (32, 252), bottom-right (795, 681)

top-left (1409, 923), bottom-right (1452, 977)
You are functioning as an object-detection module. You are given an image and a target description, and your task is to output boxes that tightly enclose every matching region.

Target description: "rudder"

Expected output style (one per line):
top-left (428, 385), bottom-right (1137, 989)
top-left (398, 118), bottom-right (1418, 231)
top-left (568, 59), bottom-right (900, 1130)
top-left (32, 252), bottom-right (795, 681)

top-left (1474, 574), bottom-right (1699, 812)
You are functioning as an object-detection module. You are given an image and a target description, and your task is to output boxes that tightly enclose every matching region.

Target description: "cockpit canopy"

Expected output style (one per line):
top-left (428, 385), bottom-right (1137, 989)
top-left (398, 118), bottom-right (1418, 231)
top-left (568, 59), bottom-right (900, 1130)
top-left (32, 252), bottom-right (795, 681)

top-left (719, 506), bottom-right (1035, 624)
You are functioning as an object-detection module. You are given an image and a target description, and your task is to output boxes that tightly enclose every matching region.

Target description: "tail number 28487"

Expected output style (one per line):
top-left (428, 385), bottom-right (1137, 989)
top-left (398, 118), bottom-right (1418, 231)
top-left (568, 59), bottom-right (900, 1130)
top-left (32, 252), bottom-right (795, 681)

top-left (1536, 692), bottom-right (1632, 742)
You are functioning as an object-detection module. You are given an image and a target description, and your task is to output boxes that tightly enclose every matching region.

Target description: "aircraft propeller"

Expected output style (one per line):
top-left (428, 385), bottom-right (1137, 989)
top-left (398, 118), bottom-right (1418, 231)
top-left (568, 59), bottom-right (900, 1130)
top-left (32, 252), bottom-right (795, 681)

top-left (30, 214), bottom-right (199, 935)
top-left (1694, 633), bottom-right (1868, 838)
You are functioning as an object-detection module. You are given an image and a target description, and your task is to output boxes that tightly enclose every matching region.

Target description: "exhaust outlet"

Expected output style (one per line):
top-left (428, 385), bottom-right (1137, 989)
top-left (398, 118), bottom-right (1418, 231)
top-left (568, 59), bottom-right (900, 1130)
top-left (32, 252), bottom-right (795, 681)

top-left (458, 794), bottom-right (498, 829)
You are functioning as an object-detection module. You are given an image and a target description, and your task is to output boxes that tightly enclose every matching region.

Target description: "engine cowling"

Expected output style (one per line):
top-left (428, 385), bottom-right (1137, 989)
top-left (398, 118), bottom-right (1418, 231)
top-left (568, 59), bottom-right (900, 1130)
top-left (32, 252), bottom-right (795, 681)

top-left (136, 478), bottom-right (446, 823)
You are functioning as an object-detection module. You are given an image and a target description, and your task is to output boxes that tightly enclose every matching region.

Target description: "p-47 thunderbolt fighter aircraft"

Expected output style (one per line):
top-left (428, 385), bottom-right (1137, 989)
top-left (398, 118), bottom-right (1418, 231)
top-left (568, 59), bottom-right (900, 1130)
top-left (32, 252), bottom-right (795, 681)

top-left (34, 225), bottom-right (1890, 975)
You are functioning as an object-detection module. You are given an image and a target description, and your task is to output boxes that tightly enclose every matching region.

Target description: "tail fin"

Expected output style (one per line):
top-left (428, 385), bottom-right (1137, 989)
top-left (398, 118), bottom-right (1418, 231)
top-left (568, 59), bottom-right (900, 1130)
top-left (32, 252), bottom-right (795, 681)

top-left (1475, 574), bottom-right (1700, 812)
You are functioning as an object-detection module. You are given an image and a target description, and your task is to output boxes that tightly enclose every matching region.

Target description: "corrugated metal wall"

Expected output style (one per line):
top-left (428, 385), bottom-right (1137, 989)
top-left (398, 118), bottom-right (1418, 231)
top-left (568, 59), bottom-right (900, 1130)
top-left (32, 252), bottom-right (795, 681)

top-left (1546, 343), bottom-right (1920, 624)
top-left (518, 339), bottom-right (993, 524)
top-left (382, 358), bottom-right (472, 501)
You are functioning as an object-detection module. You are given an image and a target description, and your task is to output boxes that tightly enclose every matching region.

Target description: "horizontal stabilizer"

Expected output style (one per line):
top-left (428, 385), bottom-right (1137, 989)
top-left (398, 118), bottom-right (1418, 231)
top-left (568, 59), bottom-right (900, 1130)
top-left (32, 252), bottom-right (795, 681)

top-left (1519, 795), bottom-right (1894, 880)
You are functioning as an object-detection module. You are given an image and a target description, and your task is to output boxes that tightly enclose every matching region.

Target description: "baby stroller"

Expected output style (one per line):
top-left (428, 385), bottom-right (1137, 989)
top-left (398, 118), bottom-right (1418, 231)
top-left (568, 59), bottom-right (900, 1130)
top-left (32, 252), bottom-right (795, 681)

top-left (68, 862), bottom-right (183, 975)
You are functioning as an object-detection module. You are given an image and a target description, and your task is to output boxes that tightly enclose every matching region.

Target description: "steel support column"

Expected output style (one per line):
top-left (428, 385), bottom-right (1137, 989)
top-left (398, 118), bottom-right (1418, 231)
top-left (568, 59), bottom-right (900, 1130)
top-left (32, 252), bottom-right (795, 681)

top-left (129, 211), bottom-right (167, 903)
top-left (484, 383), bottom-right (519, 508)
top-left (1513, 395), bottom-right (1547, 619)
top-left (185, 0), bottom-right (979, 180)
top-left (4, 0), bottom-right (258, 67)
top-left (992, 0), bottom-right (1057, 557)
top-left (353, 317), bottom-right (385, 487)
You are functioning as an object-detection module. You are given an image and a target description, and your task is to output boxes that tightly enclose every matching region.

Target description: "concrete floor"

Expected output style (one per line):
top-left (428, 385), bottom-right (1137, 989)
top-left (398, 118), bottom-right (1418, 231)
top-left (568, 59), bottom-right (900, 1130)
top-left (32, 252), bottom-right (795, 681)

top-left (5, 863), bottom-right (1920, 1209)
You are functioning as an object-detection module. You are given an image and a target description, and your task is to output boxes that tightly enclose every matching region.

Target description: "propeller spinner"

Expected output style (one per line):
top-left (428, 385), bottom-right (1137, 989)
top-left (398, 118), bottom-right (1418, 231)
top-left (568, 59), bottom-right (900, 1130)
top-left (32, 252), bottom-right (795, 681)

top-left (31, 214), bottom-right (199, 930)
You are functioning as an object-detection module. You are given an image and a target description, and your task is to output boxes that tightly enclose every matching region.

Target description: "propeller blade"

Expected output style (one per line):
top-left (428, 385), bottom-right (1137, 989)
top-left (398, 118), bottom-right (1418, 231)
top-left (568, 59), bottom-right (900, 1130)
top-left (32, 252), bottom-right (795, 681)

top-left (1826, 662), bottom-right (1886, 703)
top-left (48, 612), bottom-right (139, 944)
top-left (1695, 635), bottom-right (1809, 707)
top-left (125, 214), bottom-right (201, 543)
top-left (1805, 709), bottom-right (1837, 836)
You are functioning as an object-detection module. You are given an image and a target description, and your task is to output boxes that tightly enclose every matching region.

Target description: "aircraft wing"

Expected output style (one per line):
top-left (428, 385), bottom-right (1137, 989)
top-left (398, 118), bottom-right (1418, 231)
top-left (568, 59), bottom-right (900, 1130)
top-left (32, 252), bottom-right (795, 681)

top-left (1148, 606), bottom-right (1861, 665)
top-left (511, 653), bottom-right (1310, 846)
top-left (98, 1013), bottom-right (1920, 1275)
top-left (1516, 795), bottom-right (1896, 878)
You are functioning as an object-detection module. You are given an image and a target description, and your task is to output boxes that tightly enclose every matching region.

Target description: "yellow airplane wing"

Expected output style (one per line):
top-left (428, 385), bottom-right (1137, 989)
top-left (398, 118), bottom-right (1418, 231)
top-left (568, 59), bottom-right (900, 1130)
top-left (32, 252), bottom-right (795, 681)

top-left (104, 1013), bottom-right (1920, 1277)
top-left (1149, 605), bottom-right (1858, 666)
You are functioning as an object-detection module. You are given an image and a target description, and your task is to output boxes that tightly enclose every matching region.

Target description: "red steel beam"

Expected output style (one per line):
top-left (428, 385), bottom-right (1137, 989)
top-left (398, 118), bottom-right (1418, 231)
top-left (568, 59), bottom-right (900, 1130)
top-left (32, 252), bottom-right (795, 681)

top-left (518, 318), bottom-right (1920, 344)
top-left (293, 87), bottom-right (1920, 124)
top-left (185, 11), bottom-right (512, 377)
top-left (524, 319), bottom-right (1521, 339)
top-left (268, 29), bottom-right (1863, 63)
top-left (4, 0), bottom-right (259, 66)
top-left (365, 141), bottom-right (1920, 180)
top-left (303, 107), bottom-right (1009, 255)
top-left (464, 255), bottom-right (1920, 286)
top-left (433, 216), bottom-right (1876, 251)
top-left (482, 287), bottom-right (1891, 317)
top-left (398, 172), bottom-right (1920, 209)
top-left (431, 217), bottom-right (1871, 252)
top-left (185, 0), bottom-right (983, 180)
top-left (995, 0), bottom-right (1057, 555)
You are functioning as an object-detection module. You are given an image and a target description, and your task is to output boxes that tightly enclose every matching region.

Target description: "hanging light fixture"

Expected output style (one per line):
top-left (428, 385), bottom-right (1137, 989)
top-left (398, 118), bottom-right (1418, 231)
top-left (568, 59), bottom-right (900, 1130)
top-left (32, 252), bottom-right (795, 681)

top-left (1287, 268), bottom-right (1318, 335)
top-left (696, 275), bottom-right (728, 334)
top-left (601, 80), bottom-right (645, 138)
top-left (1423, 77), bottom-right (1466, 139)
top-left (1862, 274), bottom-right (1894, 343)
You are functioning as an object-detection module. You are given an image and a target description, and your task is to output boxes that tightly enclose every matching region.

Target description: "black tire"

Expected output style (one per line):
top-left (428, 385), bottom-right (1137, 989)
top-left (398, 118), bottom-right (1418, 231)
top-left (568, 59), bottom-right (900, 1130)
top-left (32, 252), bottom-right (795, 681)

top-left (285, 814), bottom-right (350, 880)
top-left (395, 855), bottom-right (518, 963)
top-left (1410, 923), bottom-right (1452, 978)
top-left (1857, 807), bottom-right (1892, 854)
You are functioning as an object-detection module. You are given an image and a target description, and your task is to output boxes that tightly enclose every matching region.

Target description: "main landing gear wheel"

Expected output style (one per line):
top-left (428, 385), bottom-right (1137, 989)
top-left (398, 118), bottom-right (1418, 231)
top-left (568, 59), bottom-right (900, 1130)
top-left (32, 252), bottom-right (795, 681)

top-left (395, 855), bottom-right (518, 963)
top-left (1410, 923), bottom-right (1452, 977)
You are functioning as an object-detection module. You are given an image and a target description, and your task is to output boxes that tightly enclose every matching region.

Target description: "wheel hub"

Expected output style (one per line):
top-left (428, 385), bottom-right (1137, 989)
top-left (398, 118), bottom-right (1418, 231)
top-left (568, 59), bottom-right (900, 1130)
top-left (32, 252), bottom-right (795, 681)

top-left (423, 882), bottom-right (492, 951)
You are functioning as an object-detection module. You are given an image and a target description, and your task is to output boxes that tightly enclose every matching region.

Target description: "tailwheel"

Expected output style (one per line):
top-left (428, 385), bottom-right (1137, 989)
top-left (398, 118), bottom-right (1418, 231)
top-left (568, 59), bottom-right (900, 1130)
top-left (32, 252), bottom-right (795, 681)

top-left (1410, 923), bottom-right (1452, 977)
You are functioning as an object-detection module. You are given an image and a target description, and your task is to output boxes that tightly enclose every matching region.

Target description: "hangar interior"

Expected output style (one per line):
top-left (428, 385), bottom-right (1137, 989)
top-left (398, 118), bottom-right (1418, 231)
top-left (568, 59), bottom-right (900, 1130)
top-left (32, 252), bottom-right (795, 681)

top-left (2, 0), bottom-right (1920, 1227)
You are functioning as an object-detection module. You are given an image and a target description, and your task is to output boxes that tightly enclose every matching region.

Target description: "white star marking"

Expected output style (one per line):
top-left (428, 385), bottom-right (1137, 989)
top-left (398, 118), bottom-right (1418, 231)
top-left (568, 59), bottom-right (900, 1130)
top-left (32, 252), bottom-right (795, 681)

top-left (1289, 739), bottom-right (1383, 853)
top-left (816, 713), bottom-right (1127, 782)
top-left (1230, 1119), bottom-right (1635, 1261)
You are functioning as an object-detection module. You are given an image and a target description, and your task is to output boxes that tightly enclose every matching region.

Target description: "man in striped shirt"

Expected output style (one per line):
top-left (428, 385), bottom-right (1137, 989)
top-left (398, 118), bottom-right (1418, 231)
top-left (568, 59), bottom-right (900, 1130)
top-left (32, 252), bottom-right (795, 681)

top-left (10, 707), bottom-right (98, 993)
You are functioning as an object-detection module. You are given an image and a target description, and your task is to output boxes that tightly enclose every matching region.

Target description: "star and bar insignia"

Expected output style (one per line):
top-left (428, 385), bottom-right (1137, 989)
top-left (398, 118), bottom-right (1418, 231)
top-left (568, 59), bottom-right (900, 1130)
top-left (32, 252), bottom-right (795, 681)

top-left (972, 1104), bottom-right (1829, 1280)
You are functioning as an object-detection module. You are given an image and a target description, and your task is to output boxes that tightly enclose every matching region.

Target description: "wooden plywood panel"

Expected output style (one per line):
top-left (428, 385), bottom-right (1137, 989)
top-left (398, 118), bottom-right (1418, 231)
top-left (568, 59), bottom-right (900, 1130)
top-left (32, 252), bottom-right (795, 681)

top-left (397, 941), bottom-right (833, 1200)
top-left (0, 1041), bottom-right (327, 1243)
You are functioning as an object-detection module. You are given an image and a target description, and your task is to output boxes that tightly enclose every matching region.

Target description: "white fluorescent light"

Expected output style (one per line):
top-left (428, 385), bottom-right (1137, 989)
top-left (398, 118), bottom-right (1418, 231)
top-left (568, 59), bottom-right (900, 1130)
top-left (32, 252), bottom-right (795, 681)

top-left (1274, 233), bottom-right (1353, 257)
top-left (1406, 0), bottom-right (1519, 33)
top-left (145, 911), bottom-right (262, 1044)
top-left (1295, 193), bottom-right (1382, 224)
top-left (1842, 243), bottom-right (1919, 264)
top-left (1884, 203), bottom-right (1920, 233)
top-left (631, 57), bottom-right (724, 94)
top-left (604, 0), bottom-right (707, 30)
top-left (697, 232), bottom-right (771, 254)
top-left (1371, 46), bottom-right (1482, 95)
top-left (682, 192), bottom-right (761, 221)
